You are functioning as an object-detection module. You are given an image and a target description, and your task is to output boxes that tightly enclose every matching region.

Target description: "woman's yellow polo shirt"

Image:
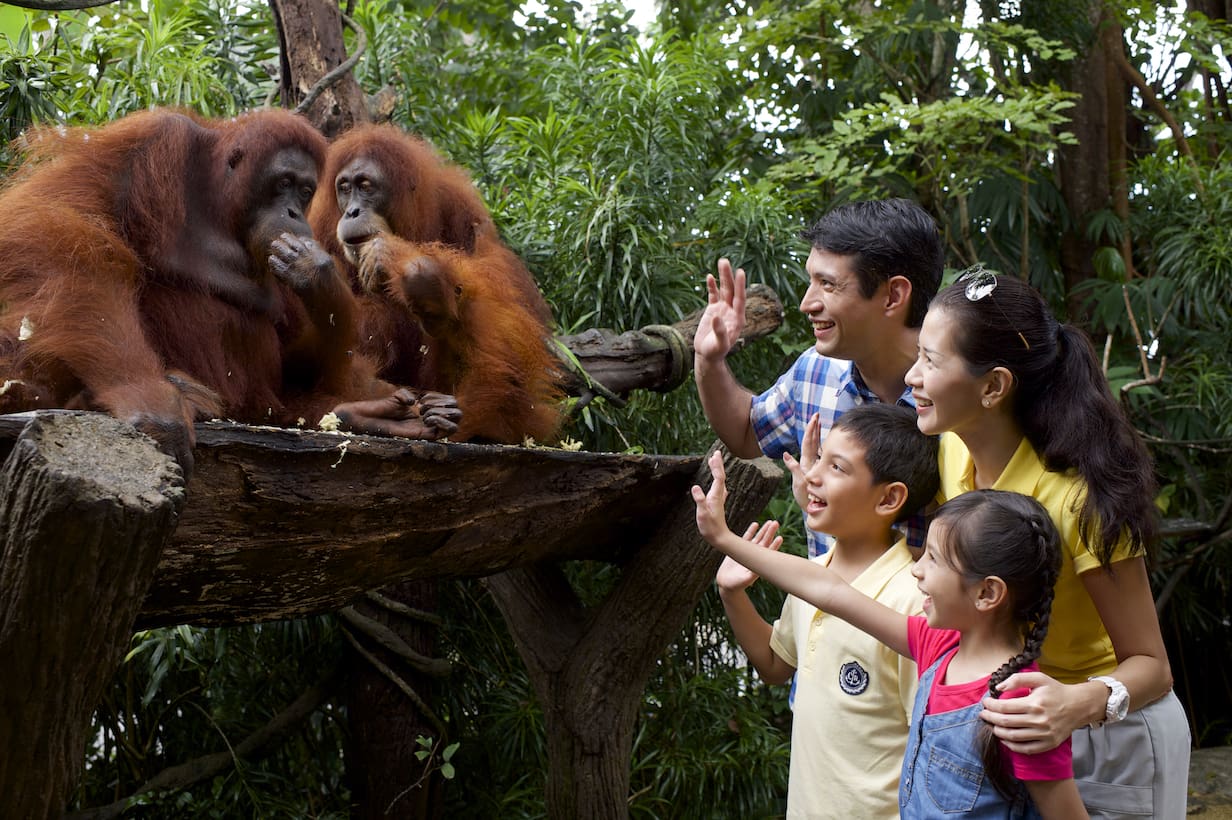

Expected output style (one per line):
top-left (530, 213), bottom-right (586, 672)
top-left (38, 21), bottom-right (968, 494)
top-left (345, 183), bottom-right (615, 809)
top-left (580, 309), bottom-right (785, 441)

top-left (937, 432), bottom-right (1137, 683)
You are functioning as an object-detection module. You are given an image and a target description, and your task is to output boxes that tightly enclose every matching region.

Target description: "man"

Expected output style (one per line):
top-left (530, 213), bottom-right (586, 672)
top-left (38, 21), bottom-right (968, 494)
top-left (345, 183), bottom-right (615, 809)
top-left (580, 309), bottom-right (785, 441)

top-left (694, 198), bottom-right (943, 555)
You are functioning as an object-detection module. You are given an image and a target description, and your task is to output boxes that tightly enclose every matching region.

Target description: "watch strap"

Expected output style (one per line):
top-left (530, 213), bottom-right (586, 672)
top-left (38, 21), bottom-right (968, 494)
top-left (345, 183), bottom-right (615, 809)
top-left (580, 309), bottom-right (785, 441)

top-left (1087, 675), bottom-right (1129, 726)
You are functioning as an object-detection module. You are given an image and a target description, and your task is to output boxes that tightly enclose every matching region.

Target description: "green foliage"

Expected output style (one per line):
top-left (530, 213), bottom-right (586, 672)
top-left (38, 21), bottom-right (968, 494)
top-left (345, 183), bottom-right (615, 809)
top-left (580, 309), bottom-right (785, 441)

top-left (415, 735), bottom-right (460, 780)
top-left (1133, 154), bottom-right (1232, 321)
top-left (74, 619), bottom-right (349, 816)
top-left (753, 7), bottom-right (1080, 278)
top-left (0, 26), bottom-right (69, 147)
top-left (0, 0), bottom-right (276, 145)
top-left (1072, 91), bottom-right (1232, 747)
top-left (630, 666), bottom-right (790, 819)
top-left (11, 0), bottom-right (1232, 812)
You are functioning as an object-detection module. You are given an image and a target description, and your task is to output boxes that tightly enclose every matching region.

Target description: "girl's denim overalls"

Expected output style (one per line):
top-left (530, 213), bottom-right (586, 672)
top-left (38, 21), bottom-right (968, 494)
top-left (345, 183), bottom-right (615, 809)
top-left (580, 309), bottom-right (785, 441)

top-left (898, 649), bottom-right (1041, 819)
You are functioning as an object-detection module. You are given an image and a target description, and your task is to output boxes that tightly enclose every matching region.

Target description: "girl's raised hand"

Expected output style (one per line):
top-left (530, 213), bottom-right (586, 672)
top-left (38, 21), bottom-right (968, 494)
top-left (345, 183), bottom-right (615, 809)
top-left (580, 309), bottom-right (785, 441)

top-left (692, 450), bottom-right (731, 545)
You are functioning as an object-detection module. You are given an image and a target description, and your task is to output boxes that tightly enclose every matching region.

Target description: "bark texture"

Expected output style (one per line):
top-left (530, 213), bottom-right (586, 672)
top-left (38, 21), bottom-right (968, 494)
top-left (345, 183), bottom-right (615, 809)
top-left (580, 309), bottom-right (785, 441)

top-left (0, 414), bottom-right (184, 818)
top-left (1055, 0), bottom-right (1116, 321)
top-left (484, 447), bottom-right (782, 819)
top-left (344, 579), bottom-right (447, 820)
top-left (269, 0), bottom-right (369, 136)
top-left (0, 419), bottom-right (702, 629)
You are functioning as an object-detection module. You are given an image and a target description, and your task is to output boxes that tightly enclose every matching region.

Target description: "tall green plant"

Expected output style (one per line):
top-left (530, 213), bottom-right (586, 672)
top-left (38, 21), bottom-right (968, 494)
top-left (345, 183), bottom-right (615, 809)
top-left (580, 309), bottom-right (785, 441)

top-left (74, 619), bottom-right (349, 816)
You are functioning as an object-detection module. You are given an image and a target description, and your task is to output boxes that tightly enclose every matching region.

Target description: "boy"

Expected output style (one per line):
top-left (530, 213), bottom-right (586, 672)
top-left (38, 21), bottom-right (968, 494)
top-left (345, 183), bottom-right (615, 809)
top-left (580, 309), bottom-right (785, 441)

top-left (698, 403), bottom-right (939, 819)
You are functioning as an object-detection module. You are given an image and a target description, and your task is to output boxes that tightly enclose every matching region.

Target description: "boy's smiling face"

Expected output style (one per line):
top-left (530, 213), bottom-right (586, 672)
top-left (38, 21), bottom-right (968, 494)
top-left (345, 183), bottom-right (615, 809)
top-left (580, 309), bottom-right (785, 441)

top-left (801, 426), bottom-right (894, 541)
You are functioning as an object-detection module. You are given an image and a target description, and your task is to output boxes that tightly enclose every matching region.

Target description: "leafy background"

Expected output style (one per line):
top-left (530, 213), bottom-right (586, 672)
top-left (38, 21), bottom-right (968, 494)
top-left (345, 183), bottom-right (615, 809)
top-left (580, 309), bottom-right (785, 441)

top-left (2, 0), bottom-right (1230, 816)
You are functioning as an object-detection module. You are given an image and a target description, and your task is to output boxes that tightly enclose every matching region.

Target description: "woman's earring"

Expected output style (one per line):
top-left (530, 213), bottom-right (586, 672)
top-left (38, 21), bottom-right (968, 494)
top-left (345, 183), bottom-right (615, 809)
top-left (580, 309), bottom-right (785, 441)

top-left (982, 399), bottom-right (990, 408)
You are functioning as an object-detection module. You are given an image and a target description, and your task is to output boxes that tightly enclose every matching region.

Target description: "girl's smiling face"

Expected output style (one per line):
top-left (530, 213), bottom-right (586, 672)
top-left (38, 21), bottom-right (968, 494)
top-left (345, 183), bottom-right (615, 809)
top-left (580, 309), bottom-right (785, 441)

top-left (904, 307), bottom-right (992, 437)
top-left (910, 520), bottom-right (978, 631)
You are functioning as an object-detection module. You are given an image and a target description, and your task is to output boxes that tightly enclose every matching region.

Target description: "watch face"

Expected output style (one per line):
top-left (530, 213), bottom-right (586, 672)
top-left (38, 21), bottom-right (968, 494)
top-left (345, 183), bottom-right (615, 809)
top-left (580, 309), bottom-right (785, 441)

top-left (1106, 680), bottom-right (1129, 721)
top-left (1093, 676), bottom-right (1130, 723)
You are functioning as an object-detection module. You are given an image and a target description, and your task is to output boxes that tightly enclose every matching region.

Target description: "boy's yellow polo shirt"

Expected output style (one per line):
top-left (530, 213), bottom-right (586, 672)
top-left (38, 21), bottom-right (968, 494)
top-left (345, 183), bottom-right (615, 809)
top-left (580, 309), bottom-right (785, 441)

top-left (768, 539), bottom-right (922, 820)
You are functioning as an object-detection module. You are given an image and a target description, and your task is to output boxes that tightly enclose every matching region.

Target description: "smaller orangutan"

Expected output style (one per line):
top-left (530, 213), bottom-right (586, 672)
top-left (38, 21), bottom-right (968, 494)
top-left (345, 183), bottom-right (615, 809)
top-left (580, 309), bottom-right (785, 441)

top-left (309, 124), bottom-right (563, 445)
top-left (0, 108), bottom-right (458, 474)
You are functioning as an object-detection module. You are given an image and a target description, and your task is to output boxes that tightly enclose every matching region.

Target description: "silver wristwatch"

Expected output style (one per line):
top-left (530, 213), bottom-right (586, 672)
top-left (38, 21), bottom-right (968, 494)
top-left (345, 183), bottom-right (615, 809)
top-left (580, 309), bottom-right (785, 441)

top-left (1088, 675), bottom-right (1129, 726)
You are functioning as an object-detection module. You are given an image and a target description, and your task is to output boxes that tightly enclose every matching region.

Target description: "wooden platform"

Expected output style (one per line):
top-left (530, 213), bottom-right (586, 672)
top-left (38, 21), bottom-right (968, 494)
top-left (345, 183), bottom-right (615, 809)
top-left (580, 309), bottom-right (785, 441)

top-left (0, 413), bottom-right (707, 629)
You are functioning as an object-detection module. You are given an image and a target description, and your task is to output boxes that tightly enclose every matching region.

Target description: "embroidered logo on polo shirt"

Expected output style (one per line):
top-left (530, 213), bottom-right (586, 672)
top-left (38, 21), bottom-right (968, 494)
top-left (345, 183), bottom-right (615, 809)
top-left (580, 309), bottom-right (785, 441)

top-left (839, 661), bottom-right (869, 695)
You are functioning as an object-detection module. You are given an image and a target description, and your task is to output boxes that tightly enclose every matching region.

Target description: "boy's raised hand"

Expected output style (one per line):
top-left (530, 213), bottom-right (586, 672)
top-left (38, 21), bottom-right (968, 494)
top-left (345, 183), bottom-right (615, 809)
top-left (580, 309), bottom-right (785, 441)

top-left (781, 411), bottom-right (822, 511)
top-left (715, 520), bottom-right (783, 592)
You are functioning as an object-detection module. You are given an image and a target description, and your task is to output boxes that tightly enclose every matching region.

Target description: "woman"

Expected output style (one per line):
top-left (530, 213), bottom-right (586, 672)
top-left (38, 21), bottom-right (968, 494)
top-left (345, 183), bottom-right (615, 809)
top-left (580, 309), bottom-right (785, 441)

top-left (903, 268), bottom-right (1189, 819)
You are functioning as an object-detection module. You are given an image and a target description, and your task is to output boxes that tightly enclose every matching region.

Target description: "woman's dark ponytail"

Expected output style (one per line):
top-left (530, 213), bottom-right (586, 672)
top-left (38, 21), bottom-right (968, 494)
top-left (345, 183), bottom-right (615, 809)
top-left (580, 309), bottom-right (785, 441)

top-left (932, 275), bottom-right (1157, 565)
top-left (1025, 324), bottom-right (1157, 564)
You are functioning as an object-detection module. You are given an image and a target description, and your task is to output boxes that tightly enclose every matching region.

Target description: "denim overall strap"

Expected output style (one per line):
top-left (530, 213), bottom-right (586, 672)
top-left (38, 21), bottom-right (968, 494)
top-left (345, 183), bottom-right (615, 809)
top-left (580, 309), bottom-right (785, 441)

top-left (898, 649), bottom-right (1038, 819)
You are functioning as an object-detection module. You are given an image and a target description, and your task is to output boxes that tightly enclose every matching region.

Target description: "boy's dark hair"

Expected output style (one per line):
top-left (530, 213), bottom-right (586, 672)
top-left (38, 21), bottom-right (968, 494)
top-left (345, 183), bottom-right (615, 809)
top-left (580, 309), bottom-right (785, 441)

top-left (832, 403), bottom-right (939, 523)
top-left (800, 198), bottom-right (943, 328)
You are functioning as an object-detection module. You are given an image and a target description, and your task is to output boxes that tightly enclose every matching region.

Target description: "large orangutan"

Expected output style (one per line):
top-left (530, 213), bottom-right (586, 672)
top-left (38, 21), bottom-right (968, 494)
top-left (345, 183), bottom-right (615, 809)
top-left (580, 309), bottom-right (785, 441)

top-left (0, 108), bottom-right (459, 473)
top-left (308, 124), bottom-right (563, 445)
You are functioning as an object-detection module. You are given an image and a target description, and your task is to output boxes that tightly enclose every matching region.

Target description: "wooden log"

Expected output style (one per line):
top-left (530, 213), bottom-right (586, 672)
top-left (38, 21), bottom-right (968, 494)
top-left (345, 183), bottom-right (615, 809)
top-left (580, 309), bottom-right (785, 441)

top-left (0, 413), bottom-right (184, 819)
top-left (0, 413), bottom-right (715, 628)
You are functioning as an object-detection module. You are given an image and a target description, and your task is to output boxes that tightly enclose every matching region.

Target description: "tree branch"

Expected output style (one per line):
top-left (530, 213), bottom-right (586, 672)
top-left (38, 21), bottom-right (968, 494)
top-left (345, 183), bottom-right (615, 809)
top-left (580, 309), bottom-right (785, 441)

top-left (341, 627), bottom-right (445, 735)
top-left (338, 606), bottom-right (451, 677)
top-left (68, 672), bottom-right (339, 820)
top-left (2, 0), bottom-right (116, 9)
top-left (365, 589), bottom-right (444, 626)
top-left (1109, 42), bottom-right (1205, 193)
top-left (1118, 284), bottom-right (1166, 397)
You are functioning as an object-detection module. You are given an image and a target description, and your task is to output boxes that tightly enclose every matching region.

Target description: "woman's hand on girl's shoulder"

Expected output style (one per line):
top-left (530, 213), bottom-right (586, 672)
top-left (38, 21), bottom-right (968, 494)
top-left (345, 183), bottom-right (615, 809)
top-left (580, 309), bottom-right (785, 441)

top-left (980, 671), bottom-right (1102, 754)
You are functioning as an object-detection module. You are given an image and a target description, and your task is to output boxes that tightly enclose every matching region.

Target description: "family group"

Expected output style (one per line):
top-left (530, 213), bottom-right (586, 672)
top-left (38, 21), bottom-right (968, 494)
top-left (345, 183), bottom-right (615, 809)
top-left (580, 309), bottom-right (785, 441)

top-left (690, 199), bottom-right (1190, 819)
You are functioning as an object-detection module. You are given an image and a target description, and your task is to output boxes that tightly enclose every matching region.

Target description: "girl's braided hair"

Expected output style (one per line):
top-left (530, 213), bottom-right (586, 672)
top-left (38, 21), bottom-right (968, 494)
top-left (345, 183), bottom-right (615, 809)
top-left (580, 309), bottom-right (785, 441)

top-left (932, 490), bottom-right (1062, 800)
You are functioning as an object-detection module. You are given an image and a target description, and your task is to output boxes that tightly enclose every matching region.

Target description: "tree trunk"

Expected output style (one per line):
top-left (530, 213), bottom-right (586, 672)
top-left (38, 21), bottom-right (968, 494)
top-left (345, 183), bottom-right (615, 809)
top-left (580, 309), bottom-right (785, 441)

top-left (269, 0), bottom-right (370, 136)
top-left (1055, 1), bottom-right (1118, 322)
top-left (0, 414), bottom-right (183, 817)
top-left (344, 579), bottom-right (447, 820)
top-left (484, 447), bottom-right (782, 819)
top-left (1102, 15), bottom-right (1135, 280)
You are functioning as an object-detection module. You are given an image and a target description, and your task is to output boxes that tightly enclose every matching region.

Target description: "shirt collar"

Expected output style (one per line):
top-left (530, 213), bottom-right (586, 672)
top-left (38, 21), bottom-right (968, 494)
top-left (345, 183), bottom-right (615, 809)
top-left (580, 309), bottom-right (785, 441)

top-left (994, 436), bottom-right (1048, 493)
top-left (842, 364), bottom-right (916, 407)
top-left (952, 434), bottom-right (1043, 494)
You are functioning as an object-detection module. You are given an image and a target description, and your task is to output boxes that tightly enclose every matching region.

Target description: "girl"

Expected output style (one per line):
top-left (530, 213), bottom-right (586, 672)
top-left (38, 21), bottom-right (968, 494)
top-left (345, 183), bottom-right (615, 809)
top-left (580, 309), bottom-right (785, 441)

top-left (694, 460), bottom-right (1088, 819)
top-left (905, 269), bottom-right (1189, 817)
